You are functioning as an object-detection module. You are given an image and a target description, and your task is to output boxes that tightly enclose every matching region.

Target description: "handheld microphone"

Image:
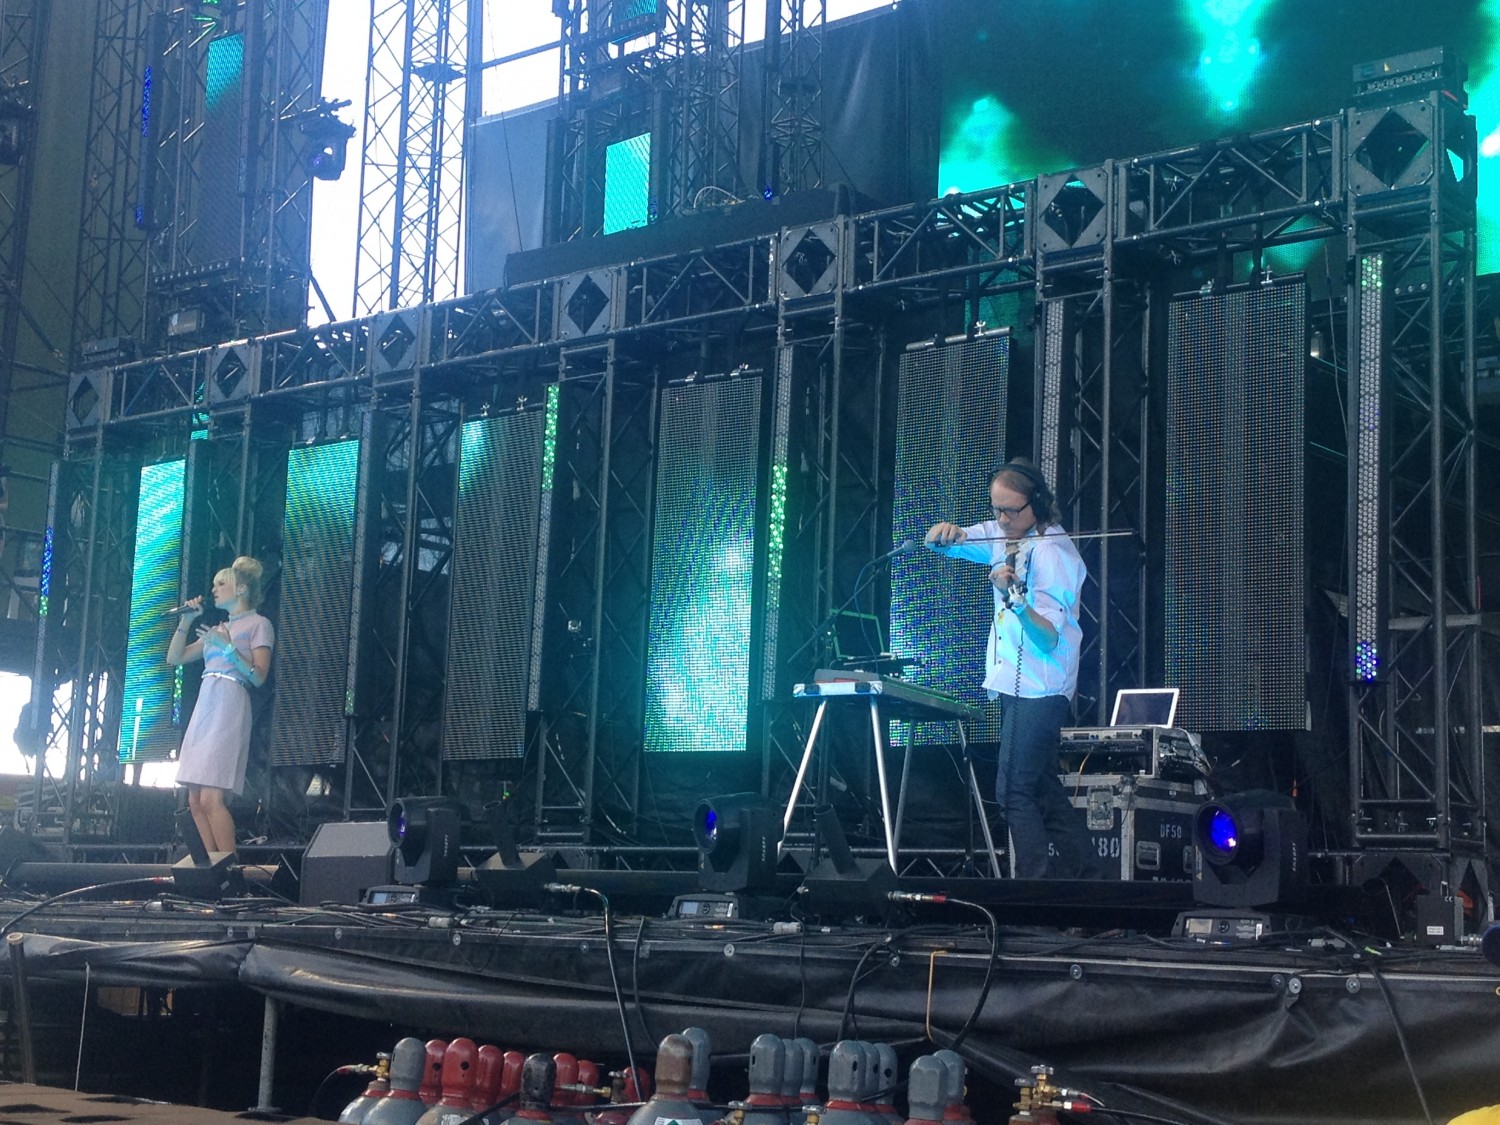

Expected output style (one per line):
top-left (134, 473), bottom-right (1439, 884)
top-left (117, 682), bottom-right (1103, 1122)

top-left (160, 599), bottom-right (207, 618)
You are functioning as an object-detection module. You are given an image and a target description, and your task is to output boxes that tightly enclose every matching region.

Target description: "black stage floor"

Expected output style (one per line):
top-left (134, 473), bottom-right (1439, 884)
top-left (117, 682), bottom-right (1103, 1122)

top-left (0, 873), bottom-right (1496, 1125)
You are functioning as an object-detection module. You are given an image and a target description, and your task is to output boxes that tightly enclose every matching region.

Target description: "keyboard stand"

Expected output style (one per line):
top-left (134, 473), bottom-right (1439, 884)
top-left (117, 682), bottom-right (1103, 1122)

top-left (892, 721), bottom-right (1002, 878)
top-left (785, 678), bottom-right (1002, 877)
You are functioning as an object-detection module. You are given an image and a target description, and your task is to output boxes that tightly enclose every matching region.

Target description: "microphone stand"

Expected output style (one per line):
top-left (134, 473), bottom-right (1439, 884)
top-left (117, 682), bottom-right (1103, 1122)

top-left (781, 546), bottom-right (913, 672)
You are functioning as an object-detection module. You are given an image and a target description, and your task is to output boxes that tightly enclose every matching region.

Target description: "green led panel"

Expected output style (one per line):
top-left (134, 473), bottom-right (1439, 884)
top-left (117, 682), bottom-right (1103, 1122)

top-left (121, 459), bottom-right (187, 764)
top-left (268, 439), bottom-right (360, 767)
top-left (444, 412), bottom-right (545, 761)
top-left (644, 377), bottom-right (763, 753)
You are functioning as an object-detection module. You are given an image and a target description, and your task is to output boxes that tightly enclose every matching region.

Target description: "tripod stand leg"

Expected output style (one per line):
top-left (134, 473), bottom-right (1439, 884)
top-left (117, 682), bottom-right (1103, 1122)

top-left (958, 723), bottom-right (1002, 877)
top-left (781, 700), bottom-right (829, 857)
top-left (870, 700), bottom-right (897, 872)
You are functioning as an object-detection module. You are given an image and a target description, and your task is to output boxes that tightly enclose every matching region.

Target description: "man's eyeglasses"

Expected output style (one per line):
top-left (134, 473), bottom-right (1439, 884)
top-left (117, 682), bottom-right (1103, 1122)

top-left (991, 501), bottom-right (1031, 518)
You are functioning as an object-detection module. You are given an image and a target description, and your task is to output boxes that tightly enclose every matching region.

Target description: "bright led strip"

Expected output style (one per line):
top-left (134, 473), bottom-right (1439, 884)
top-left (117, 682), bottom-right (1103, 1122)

top-left (1352, 252), bottom-right (1385, 682)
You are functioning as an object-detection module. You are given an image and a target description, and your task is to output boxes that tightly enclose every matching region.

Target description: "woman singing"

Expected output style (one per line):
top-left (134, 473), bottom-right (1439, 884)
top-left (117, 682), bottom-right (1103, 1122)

top-left (166, 556), bottom-right (273, 857)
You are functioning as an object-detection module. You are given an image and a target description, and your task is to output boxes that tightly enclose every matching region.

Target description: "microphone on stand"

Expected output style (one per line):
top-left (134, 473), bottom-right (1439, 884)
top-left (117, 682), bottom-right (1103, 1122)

top-left (874, 538), bottom-right (919, 564)
top-left (780, 540), bottom-right (919, 669)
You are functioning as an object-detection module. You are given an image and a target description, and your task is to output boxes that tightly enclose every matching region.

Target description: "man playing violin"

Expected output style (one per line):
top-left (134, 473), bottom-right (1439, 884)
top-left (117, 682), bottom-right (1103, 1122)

top-left (925, 461), bottom-right (1104, 879)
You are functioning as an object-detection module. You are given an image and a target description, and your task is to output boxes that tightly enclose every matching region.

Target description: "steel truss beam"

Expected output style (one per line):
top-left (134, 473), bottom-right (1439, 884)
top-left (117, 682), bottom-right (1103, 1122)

top-left (1115, 117), bottom-right (1342, 256)
top-left (77, 0), bottom-right (326, 359)
top-left (1345, 93), bottom-right (1483, 860)
top-left (0, 0), bottom-right (50, 439)
top-left (342, 385), bottom-right (459, 817)
top-left (549, 1), bottom-right (747, 238)
top-left (26, 451), bottom-right (135, 842)
top-left (760, 0), bottom-right (823, 197)
top-left (531, 339), bottom-right (654, 844)
top-left (355, 0), bottom-right (470, 315)
top-left (761, 280), bottom-right (894, 847)
top-left (654, 0), bottom-right (746, 218)
top-left (1035, 273), bottom-right (1151, 724)
top-left (70, 0), bottom-right (151, 361)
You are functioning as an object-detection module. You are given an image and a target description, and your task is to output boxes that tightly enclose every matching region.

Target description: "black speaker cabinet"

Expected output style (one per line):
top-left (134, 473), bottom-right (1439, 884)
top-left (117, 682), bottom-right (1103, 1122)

top-left (300, 821), bottom-right (393, 906)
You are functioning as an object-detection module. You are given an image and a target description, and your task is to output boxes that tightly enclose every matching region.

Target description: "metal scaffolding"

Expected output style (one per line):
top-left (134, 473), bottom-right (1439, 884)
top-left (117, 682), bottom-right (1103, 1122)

top-left (354, 0), bottom-right (472, 316)
top-left (547, 0), bottom-right (748, 241)
top-left (655, 0), bottom-right (746, 217)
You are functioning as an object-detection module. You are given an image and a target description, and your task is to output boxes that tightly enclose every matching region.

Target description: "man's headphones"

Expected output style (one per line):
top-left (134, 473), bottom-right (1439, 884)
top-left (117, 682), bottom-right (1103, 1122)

top-left (992, 461), bottom-right (1055, 517)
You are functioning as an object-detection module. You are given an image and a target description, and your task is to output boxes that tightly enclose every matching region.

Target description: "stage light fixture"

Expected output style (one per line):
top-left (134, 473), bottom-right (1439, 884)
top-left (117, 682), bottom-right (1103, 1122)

top-left (1480, 923), bottom-right (1500, 967)
top-left (297, 97), bottom-right (356, 181)
top-left (473, 796), bottom-right (558, 906)
top-left (1192, 791), bottom-right (1306, 908)
top-left (692, 794), bottom-right (781, 894)
top-left (387, 797), bottom-right (463, 886)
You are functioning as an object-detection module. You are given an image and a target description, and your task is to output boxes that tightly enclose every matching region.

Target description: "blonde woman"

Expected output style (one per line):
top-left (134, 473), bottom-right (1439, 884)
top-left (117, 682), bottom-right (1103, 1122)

top-left (166, 556), bottom-right (273, 857)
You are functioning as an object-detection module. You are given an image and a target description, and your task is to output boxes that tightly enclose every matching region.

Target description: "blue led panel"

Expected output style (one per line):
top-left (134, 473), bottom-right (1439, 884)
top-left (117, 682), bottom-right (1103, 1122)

top-left (644, 377), bottom-right (763, 753)
top-left (204, 31), bottom-right (243, 109)
top-left (888, 333), bottom-right (1010, 740)
top-left (268, 440), bottom-right (360, 766)
top-left (120, 459), bottom-right (187, 764)
top-left (604, 132), bottom-right (652, 235)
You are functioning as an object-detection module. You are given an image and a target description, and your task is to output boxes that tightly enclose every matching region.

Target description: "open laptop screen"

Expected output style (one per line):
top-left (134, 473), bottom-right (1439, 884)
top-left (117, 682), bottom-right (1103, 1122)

top-left (1110, 688), bottom-right (1180, 728)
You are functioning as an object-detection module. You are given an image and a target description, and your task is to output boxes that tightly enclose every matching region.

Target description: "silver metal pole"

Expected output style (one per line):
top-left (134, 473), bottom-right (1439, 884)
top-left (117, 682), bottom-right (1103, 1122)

top-left (254, 995), bottom-right (280, 1112)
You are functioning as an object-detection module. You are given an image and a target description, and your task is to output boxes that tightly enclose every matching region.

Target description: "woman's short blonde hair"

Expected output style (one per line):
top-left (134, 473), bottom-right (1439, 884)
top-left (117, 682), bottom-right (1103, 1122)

top-left (217, 556), bottom-right (264, 609)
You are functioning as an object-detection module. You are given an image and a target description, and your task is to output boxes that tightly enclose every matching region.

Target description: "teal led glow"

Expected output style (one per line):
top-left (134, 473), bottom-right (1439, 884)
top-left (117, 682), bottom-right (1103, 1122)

top-left (603, 132), bottom-right (652, 234)
top-left (205, 33), bottom-right (243, 111)
top-left (1468, 5), bottom-right (1500, 274)
top-left (1261, 216), bottom-right (1326, 277)
top-left (644, 379), bottom-right (763, 754)
top-left (284, 439), bottom-right (360, 527)
top-left (459, 416), bottom-right (492, 494)
top-left (542, 384), bottom-right (559, 492)
top-left (1184, 0), bottom-right (1269, 116)
top-left (120, 459), bottom-right (187, 764)
top-left (644, 503), bottom-right (756, 753)
top-left (281, 440), bottom-right (360, 729)
top-left (938, 95), bottom-right (1067, 197)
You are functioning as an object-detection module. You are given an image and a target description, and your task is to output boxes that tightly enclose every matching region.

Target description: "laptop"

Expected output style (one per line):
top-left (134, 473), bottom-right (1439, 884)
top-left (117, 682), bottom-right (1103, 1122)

top-left (1109, 687), bottom-right (1180, 729)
